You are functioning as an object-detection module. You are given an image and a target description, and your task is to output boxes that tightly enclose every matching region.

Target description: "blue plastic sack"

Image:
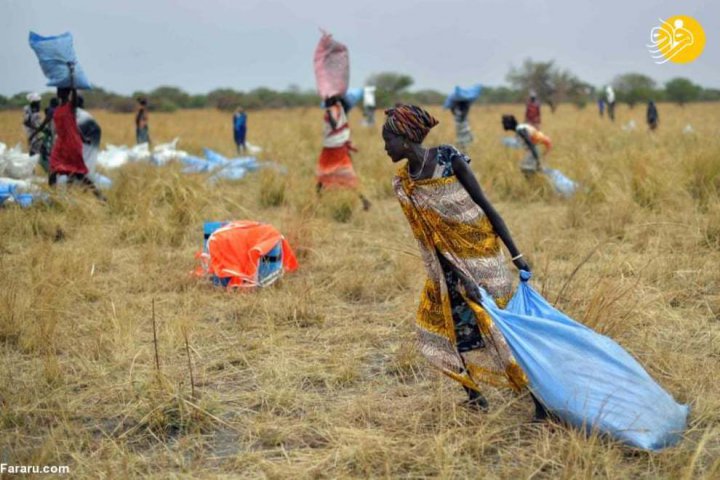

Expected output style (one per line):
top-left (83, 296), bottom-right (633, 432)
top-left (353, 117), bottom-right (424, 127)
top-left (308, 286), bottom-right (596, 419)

top-left (203, 148), bottom-right (230, 171)
top-left (344, 88), bottom-right (363, 111)
top-left (0, 184), bottom-right (17, 206)
top-left (89, 173), bottom-right (112, 190)
top-left (181, 155), bottom-right (209, 173)
top-left (210, 165), bottom-right (250, 182)
top-left (28, 32), bottom-right (91, 89)
top-left (543, 167), bottom-right (578, 198)
top-left (202, 221), bottom-right (231, 287)
top-left (318, 88), bottom-right (363, 111)
top-left (208, 156), bottom-right (260, 182)
top-left (479, 271), bottom-right (688, 450)
top-left (15, 193), bottom-right (34, 208)
top-left (502, 136), bottom-right (521, 149)
top-left (443, 84), bottom-right (482, 108)
top-left (257, 241), bottom-right (283, 286)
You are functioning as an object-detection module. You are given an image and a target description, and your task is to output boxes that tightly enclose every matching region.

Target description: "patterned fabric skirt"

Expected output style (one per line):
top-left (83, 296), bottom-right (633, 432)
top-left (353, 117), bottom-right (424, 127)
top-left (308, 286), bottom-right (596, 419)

top-left (455, 120), bottom-right (473, 150)
top-left (316, 143), bottom-right (359, 189)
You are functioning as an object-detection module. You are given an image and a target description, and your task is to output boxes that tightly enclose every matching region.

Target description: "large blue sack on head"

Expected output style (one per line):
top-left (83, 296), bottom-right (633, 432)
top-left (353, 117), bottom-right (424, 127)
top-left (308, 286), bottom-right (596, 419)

top-left (28, 31), bottom-right (91, 89)
top-left (443, 84), bottom-right (483, 108)
top-left (478, 271), bottom-right (688, 451)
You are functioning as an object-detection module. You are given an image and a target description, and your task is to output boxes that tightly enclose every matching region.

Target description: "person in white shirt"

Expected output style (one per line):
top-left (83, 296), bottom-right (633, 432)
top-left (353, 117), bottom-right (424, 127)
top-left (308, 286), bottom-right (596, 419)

top-left (362, 86), bottom-right (376, 126)
top-left (605, 86), bottom-right (616, 122)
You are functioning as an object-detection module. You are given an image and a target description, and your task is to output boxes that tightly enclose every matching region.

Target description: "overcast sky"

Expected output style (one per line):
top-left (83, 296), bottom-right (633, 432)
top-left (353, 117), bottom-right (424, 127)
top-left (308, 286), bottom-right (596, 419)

top-left (1, 0), bottom-right (717, 96)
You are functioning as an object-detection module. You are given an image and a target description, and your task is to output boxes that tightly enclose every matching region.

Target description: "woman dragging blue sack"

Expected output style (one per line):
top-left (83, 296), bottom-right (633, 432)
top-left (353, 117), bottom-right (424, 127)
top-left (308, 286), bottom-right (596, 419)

top-left (383, 105), bottom-right (687, 450)
top-left (382, 104), bottom-right (546, 418)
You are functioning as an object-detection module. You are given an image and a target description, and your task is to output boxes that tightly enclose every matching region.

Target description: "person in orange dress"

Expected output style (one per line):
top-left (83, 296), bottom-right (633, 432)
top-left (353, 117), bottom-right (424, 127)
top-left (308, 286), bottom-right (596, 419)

top-left (316, 95), bottom-right (370, 209)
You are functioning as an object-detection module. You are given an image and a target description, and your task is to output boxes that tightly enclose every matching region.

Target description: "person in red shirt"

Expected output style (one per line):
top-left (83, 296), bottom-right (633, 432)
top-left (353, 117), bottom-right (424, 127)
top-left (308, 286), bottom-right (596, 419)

top-left (524, 92), bottom-right (541, 129)
top-left (48, 72), bottom-right (104, 200)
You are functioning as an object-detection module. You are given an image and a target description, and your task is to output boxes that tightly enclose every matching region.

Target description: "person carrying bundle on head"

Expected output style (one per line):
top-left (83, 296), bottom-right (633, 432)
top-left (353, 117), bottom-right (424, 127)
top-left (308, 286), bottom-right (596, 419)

top-left (449, 99), bottom-right (473, 151)
top-left (47, 64), bottom-right (104, 200)
top-left (316, 95), bottom-right (371, 210)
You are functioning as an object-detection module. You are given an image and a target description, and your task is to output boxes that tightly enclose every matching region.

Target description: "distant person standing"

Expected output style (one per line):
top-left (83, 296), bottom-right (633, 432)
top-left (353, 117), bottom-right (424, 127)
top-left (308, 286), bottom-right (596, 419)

top-left (449, 99), bottom-right (474, 151)
top-left (23, 92), bottom-right (43, 155)
top-left (524, 91), bottom-right (541, 128)
top-left (28, 97), bottom-right (59, 173)
top-left (135, 97), bottom-right (150, 145)
top-left (597, 97), bottom-right (605, 117)
top-left (362, 85), bottom-right (376, 126)
top-left (646, 101), bottom-right (659, 131)
top-left (605, 86), bottom-right (616, 122)
top-left (233, 107), bottom-right (248, 154)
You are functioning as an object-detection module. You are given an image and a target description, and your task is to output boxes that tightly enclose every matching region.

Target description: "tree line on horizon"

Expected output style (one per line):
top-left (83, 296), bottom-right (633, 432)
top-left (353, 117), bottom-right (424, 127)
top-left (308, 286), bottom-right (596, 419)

top-left (2, 59), bottom-right (718, 112)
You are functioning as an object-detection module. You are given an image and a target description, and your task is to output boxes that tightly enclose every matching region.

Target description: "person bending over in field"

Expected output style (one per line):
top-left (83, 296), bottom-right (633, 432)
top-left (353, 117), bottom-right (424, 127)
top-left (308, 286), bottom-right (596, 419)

top-left (502, 114), bottom-right (552, 175)
top-left (316, 95), bottom-right (371, 210)
top-left (383, 104), bottom-right (547, 418)
top-left (47, 66), bottom-right (104, 201)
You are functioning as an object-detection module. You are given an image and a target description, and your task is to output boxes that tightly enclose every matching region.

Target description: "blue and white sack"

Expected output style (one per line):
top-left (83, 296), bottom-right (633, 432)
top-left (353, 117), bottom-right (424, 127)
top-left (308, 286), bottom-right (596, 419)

top-left (543, 167), bottom-right (578, 198)
top-left (29, 31), bottom-right (92, 89)
top-left (479, 271), bottom-right (688, 450)
top-left (443, 84), bottom-right (483, 108)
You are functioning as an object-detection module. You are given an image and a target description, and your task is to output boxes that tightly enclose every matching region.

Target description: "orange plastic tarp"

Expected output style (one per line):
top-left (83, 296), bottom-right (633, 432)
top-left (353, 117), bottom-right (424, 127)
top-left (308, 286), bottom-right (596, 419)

top-left (196, 220), bottom-right (298, 288)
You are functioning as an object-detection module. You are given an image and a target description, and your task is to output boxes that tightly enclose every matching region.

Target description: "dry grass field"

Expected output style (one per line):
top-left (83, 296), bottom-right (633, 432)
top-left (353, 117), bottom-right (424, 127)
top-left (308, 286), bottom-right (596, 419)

top-left (0, 103), bottom-right (719, 479)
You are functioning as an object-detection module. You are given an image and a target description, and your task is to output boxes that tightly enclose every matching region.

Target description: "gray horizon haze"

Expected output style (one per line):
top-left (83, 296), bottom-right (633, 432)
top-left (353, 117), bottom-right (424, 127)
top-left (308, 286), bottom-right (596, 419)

top-left (1, 0), bottom-right (717, 96)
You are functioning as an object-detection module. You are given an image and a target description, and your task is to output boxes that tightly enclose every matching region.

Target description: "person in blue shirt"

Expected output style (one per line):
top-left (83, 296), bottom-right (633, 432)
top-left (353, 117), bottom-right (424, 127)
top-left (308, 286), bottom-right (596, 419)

top-left (233, 107), bottom-right (248, 154)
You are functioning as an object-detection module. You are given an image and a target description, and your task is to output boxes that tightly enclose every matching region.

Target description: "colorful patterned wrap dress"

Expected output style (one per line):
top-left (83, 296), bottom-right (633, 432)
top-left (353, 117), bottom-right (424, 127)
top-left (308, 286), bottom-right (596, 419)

top-left (393, 145), bottom-right (527, 392)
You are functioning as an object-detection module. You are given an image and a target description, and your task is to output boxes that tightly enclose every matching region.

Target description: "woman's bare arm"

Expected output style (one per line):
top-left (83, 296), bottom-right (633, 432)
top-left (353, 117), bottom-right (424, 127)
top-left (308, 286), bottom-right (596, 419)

top-left (452, 156), bottom-right (530, 272)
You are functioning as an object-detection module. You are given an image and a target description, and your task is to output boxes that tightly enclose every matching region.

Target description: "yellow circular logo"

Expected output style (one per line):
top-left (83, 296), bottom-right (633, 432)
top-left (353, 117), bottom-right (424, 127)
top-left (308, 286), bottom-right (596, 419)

top-left (648, 15), bottom-right (706, 64)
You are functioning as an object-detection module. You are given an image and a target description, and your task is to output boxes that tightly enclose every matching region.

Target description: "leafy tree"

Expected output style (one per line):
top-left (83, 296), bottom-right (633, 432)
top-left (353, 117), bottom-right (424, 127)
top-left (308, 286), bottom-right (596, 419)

top-left (480, 86), bottom-right (523, 104)
top-left (665, 78), bottom-right (702, 105)
top-left (7, 92), bottom-right (30, 109)
top-left (149, 86), bottom-right (191, 109)
top-left (507, 59), bottom-right (591, 111)
top-left (549, 69), bottom-right (592, 110)
top-left (401, 89), bottom-right (445, 105)
top-left (366, 72), bottom-right (414, 107)
top-left (207, 88), bottom-right (243, 111)
top-left (699, 88), bottom-right (720, 102)
top-left (612, 73), bottom-right (656, 108)
top-left (188, 94), bottom-right (208, 109)
top-left (506, 59), bottom-right (555, 105)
